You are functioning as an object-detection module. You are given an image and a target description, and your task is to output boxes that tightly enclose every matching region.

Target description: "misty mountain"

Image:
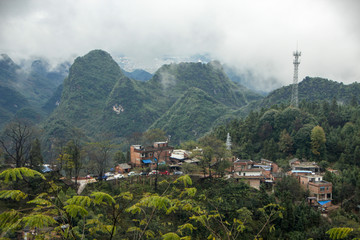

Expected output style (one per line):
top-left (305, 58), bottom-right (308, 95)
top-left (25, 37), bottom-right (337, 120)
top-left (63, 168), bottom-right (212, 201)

top-left (0, 54), bottom-right (20, 87)
top-left (148, 61), bottom-right (262, 107)
top-left (0, 85), bottom-right (29, 128)
top-left (0, 54), bottom-right (69, 128)
top-left (122, 69), bottom-right (153, 81)
top-left (223, 65), bottom-right (278, 96)
top-left (43, 49), bottom-right (262, 147)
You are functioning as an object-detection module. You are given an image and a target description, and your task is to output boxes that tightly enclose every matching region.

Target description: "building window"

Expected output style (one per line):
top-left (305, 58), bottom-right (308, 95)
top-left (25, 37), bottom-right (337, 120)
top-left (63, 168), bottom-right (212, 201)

top-left (327, 193), bottom-right (331, 199)
top-left (320, 187), bottom-right (325, 191)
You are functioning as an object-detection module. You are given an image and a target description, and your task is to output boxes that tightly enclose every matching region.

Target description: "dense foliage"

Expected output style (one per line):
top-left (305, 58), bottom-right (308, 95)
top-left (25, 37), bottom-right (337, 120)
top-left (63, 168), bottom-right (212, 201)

top-left (1, 167), bottom-right (359, 239)
top-left (213, 99), bottom-right (360, 165)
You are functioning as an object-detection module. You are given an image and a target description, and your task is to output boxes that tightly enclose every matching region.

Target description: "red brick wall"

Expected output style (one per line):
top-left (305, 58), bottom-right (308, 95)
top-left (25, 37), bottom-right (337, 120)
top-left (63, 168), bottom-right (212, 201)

top-left (130, 146), bottom-right (142, 167)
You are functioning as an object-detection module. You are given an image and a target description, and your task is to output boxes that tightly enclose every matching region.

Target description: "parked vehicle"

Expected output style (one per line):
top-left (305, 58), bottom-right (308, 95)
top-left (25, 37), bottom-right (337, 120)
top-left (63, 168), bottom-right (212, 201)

top-left (97, 175), bottom-right (108, 180)
top-left (128, 171), bottom-right (138, 177)
top-left (148, 170), bottom-right (158, 175)
top-left (160, 170), bottom-right (170, 175)
top-left (139, 172), bottom-right (148, 176)
top-left (104, 172), bottom-right (114, 177)
top-left (114, 174), bottom-right (124, 179)
top-left (174, 171), bottom-right (183, 175)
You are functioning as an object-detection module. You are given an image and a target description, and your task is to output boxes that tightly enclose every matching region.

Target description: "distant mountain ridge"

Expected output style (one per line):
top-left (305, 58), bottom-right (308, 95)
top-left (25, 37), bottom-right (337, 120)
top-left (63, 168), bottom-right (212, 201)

top-left (260, 76), bottom-right (360, 107)
top-left (43, 49), bottom-right (262, 147)
top-left (0, 53), bottom-right (68, 128)
top-left (122, 69), bottom-right (153, 81)
top-left (4, 49), bottom-right (358, 150)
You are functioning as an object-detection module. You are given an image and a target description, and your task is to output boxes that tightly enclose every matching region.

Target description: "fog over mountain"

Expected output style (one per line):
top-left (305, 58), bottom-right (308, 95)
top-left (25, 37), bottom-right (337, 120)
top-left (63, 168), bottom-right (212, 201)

top-left (1, 0), bottom-right (359, 91)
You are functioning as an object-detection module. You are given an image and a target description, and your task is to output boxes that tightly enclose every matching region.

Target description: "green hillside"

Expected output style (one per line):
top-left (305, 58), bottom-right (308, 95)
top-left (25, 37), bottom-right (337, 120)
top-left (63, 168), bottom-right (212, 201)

top-left (42, 84), bottom-right (63, 113)
top-left (100, 75), bottom-right (167, 137)
top-left (148, 61), bottom-right (261, 107)
top-left (260, 77), bottom-right (360, 108)
top-left (150, 87), bottom-right (232, 143)
top-left (40, 50), bottom-right (267, 149)
top-left (52, 50), bottom-right (122, 129)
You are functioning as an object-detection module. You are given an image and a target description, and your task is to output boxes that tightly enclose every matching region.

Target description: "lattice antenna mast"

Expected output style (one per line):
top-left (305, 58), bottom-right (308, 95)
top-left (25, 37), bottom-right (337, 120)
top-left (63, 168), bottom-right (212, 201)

top-left (226, 133), bottom-right (232, 150)
top-left (291, 50), bottom-right (301, 107)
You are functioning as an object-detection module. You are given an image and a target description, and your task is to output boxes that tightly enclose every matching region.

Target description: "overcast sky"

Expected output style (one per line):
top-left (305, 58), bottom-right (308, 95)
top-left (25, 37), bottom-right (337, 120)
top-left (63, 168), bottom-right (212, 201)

top-left (0, 0), bottom-right (359, 90)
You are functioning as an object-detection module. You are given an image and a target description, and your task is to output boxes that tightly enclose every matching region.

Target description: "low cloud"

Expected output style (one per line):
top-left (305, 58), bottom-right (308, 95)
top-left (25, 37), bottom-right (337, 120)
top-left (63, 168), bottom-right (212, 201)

top-left (0, 0), bottom-right (359, 91)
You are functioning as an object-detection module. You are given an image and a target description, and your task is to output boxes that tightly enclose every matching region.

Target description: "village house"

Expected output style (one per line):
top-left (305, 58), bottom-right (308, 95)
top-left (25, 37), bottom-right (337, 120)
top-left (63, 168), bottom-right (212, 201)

top-left (300, 174), bottom-right (332, 207)
top-left (232, 159), bottom-right (279, 189)
top-left (170, 149), bottom-right (190, 163)
top-left (287, 159), bottom-right (333, 207)
top-left (130, 142), bottom-right (174, 168)
top-left (115, 163), bottom-right (132, 173)
top-left (290, 159), bottom-right (320, 173)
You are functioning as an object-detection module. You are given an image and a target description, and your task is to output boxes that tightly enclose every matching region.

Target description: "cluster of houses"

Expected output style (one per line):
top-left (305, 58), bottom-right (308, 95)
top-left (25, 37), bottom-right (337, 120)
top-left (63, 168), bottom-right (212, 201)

top-left (114, 141), bottom-right (333, 209)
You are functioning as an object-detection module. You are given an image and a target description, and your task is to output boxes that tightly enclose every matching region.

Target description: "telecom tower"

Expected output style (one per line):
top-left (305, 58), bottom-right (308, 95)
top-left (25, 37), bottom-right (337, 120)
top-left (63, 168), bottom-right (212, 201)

top-left (291, 50), bottom-right (301, 107)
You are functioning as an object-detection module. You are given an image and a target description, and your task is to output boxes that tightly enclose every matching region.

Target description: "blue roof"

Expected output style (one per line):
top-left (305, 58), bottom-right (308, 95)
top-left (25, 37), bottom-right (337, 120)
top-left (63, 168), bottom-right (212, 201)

top-left (142, 159), bottom-right (153, 164)
top-left (318, 200), bottom-right (331, 205)
top-left (292, 170), bottom-right (313, 173)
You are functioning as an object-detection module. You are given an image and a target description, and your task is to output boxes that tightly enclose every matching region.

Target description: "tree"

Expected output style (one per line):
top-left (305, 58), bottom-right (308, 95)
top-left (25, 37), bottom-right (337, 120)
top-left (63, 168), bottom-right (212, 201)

top-left (278, 129), bottom-right (294, 156)
top-left (142, 128), bottom-right (167, 146)
top-left (196, 146), bottom-right (213, 177)
top-left (311, 125), bottom-right (326, 160)
top-left (64, 140), bottom-right (82, 185)
top-left (28, 138), bottom-right (43, 171)
top-left (275, 176), bottom-right (305, 203)
top-left (199, 135), bottom-right (226, 177)
top-left (152, 144), bottom-right (173, 191)
top-left (180, 140), bottom-right (198, 151)
top-left (0, 167), bottom-right (133, 239)
top-left (113, 150), bottom-right (127, 164)
top-left (0, 120), bottom-right (33, 167)
top-left (86, 141), bottom-right (114, 180)
top-left (354, 146), bottom-right (360, 166)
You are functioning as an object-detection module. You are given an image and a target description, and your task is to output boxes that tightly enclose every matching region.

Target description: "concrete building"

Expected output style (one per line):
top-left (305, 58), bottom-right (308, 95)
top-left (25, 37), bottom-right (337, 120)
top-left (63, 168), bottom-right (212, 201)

top-left (300, 175), bottom-right (332, 207)
top-left (130, 142), bottom-right (174, 168)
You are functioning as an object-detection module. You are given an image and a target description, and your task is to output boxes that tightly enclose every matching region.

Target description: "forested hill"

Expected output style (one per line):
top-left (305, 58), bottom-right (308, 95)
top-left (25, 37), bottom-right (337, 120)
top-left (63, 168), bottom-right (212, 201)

top-left (260, 77), bottom-right (360, 108)
top-left (42, 49), bottom-right (262, 149)
top-left (213, 100), bottom-right (360, 166)
top-left (150, 87), bottom-right (232, 143)
top-left (148, 61), bottom-right (262, 107)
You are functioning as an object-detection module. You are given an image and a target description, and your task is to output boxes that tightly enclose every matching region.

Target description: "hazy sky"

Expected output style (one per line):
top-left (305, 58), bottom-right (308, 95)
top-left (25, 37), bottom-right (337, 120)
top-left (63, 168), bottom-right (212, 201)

top-left (0, 0), bottom-right (359, 90)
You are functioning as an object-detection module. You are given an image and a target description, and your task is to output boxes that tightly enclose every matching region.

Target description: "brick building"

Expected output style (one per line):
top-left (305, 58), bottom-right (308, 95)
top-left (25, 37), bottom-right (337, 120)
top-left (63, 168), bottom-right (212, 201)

top-left (130, 142), bottom-right (174, 168)
top-left (300, 175), bottom-right (332, 207)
